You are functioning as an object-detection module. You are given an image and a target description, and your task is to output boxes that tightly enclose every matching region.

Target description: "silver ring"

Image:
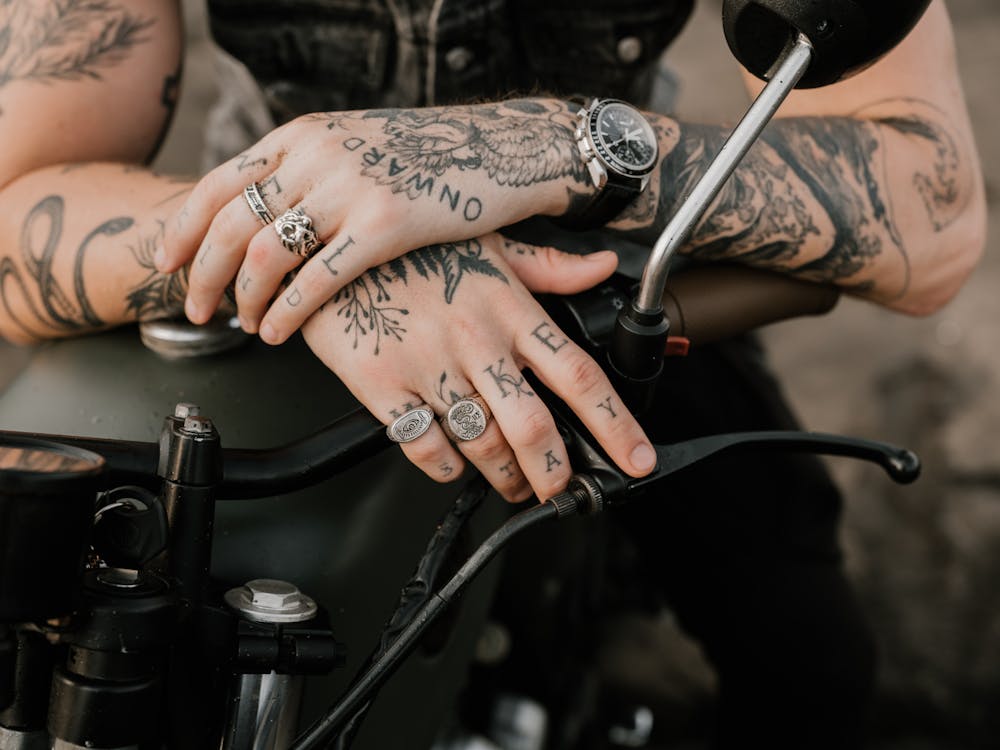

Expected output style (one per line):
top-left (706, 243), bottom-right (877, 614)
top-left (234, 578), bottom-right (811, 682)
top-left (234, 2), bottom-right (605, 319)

top-left (443, 395), bottom-right (492, 442)
top-left (243, 182), bottom-right (274, 225)
top-left (386, 407), bottom-right (435, 444)
top-left (274, 207), bottom-right (321, 258)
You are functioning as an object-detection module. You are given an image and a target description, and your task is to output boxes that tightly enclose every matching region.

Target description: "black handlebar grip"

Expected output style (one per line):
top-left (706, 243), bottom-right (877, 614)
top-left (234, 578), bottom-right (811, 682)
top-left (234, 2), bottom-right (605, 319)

top-left (663, 266), bottom-right (840, 346)
top-left (722, 0), bottom-right (932, 88)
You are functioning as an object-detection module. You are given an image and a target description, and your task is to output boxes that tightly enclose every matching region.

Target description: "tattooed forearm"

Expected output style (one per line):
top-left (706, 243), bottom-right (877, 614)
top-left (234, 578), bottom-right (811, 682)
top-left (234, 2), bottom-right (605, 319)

top-left (864, 98), bottom-right (968, 232)
top-left (124, 218), bottom-right (186, 320)
top-left (0, 191), bottom-right (186, 342)
top-left (143, 62), bottom-right (181, 164)
top-left (623, 100), bottom-right (968, 299)
top-left (0, 1), bottom-right (153, 99)
top-left (646, 118), bottom-right (895, 290)
top-left (330, 238), bottom-right (508, 355)
top-left (0, 194), bottom-right (131, 339)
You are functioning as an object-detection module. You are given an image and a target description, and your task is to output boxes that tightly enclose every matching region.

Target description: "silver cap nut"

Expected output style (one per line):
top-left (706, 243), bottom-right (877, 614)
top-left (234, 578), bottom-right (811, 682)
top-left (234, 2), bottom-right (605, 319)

top-left (182, 415), bottom-right (213, 434)
top-left (247, 579), bottom-right (301, 611)
top-left (174, 402), bottom-right (201, 419)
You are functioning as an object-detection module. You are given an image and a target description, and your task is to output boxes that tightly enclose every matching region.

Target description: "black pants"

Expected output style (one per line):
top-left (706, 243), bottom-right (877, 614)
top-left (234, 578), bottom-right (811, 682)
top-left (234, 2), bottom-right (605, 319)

top-left (487, 336), bottom-right (875, 749)
top-left (615, 335), bottom-right (876, 749)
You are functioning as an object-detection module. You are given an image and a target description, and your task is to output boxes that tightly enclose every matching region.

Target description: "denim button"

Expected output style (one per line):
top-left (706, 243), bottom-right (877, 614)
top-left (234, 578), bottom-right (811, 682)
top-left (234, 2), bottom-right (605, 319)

top-left (616, 36), bottom-right (643, 64)
top-left (445, 46), bottom-right (474, 72)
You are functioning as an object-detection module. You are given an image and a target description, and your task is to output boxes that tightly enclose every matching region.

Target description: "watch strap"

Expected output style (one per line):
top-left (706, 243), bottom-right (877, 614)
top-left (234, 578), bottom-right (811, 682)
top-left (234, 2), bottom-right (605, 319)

top-left (557, 179), bottom-right (640, 231)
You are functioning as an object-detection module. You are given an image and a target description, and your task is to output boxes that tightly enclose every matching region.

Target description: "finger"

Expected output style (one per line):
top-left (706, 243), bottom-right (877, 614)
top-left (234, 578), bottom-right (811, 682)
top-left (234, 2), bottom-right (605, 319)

top-left (466, 354), bottom-right (574, 502)
top-left (257, 200), bottom-right (410, 344)
top-left (161, 140), bottom-right (288, 272)
top-left (497, 240), bottom-right (618, 294)
top-left (237, 201), bottom-right (333, 334)
top-left (517, 317), bottom-right (656, 478)
top-left (183, 184), bottom-right (300, 324)
top-left (426, 371), bottom-right (533, 503)
top-left (383, 397), bottom-right (467, 484)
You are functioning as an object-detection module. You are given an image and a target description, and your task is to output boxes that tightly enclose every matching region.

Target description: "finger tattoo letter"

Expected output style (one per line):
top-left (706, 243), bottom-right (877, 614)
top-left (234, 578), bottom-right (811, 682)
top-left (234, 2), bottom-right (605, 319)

top-left (530, 321), bottom-right (568, 353)
top-left (596, 396), bottom-right (618, 418)
top-left (484, 358), bottom-right (534, 399)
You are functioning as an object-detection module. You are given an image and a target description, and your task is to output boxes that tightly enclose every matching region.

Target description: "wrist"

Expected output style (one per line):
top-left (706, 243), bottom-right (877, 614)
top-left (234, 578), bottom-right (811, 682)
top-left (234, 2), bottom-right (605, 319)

top-left (527, 97), bottom-right (598, 218)
top-left (551, 98), bottom-right (659, 230)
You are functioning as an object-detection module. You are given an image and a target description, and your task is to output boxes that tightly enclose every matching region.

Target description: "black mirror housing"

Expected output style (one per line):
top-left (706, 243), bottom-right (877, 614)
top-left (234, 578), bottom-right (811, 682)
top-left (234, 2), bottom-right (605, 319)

top-left (723, 0), bottom-right (932, 88)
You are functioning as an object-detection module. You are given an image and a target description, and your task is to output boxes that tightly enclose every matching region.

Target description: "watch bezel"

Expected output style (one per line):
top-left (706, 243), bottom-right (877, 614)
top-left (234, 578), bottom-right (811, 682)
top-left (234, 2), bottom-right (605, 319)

top-left (585, 99), bottom-right (658, 179)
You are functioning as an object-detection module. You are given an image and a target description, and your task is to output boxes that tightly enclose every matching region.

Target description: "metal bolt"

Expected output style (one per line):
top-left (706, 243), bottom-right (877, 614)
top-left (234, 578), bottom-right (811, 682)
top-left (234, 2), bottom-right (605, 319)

top-left (247, 579), bottom-right (301, 611)
top-left (616, 35), bottom-right (643, 64)
top-left (816, 19), bottom-right (830, 34)
top-left (474, 621), bottom-right (512, 665)
top-left (445, 46), bottom-right (473, 72)
top-left (96, 568), bottom-right (142, 589)
top-left (174, 402), bottom-right (201, 419)
top-left (224, 579), bottom-right (318, 623)
top-left (182, 415), bottom-right (214, 435)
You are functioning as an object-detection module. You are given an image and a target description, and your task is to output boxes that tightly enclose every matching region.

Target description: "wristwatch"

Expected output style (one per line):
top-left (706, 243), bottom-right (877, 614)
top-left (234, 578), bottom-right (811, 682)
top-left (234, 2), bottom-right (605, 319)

top-left (567, 98), bottom-right (659, 230)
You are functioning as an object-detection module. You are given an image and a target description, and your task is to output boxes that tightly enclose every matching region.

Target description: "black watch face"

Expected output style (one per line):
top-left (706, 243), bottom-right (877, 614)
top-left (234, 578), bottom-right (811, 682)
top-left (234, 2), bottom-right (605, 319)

top-left (591, 101), bottom-right (658, 175)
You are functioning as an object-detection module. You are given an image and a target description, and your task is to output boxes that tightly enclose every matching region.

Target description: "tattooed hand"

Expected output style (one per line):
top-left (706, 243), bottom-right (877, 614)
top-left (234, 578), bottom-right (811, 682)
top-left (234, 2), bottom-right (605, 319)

top-left (298, 233), bottom-right (656, 502)
top-left (158, 99), bottom-right (595, 343)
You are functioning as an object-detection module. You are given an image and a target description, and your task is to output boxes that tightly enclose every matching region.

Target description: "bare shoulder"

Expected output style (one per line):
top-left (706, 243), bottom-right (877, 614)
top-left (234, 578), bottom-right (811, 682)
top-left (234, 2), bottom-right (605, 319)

top-left (0, 0), bottom-right (184, 186)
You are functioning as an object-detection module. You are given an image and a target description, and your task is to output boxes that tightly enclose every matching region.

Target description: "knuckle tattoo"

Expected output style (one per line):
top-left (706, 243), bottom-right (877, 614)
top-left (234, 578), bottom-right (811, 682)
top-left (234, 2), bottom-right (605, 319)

top-left (530, 321), bottom-right (568, 353)
top-left (544, 450), bottom-right (564, 474)
top-left (596, 395), bottom-right (618, 419)
top-left (483, 357), bottom-right (534, 398)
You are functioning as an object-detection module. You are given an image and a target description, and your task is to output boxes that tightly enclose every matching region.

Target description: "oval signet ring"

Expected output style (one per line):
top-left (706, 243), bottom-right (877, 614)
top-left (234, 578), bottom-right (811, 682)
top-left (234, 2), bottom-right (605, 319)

top-left (386, 406), bottom-right (435, 443)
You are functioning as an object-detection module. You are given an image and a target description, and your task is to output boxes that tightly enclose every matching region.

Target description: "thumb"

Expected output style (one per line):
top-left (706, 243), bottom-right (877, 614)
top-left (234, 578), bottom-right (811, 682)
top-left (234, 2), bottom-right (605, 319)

top-left (500, 241), bottom-right (618, 295)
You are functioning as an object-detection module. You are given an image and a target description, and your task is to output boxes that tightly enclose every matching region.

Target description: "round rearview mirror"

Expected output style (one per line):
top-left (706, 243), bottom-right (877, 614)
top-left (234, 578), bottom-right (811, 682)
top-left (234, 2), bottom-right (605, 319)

top-left (723, 0), bottom-right (932, 88)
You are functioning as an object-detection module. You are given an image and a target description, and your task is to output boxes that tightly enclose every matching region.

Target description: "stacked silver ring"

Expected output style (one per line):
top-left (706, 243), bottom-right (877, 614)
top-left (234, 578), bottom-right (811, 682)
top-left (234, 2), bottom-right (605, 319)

top-left (243, 182), bottom-right (274, 225)
top-left (274, 207), bottom-right (320, 258)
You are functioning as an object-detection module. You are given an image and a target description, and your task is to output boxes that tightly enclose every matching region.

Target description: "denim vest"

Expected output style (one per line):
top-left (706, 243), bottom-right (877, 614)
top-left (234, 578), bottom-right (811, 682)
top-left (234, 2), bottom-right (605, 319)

top-left (206, 0), bottom-right (693, 122)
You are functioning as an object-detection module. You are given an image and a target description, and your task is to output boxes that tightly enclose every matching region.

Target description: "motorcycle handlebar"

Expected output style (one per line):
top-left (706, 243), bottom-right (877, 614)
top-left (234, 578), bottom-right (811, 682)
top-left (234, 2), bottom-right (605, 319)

top-left (2, 267), bottom-right (840, 496)
top-left (663, 266), bottom-right (839, 346)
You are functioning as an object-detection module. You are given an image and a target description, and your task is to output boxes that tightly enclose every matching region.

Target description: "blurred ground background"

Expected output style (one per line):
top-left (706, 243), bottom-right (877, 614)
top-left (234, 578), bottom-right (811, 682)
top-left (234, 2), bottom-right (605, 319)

top-left (2, 0), bottom-right (997, 747)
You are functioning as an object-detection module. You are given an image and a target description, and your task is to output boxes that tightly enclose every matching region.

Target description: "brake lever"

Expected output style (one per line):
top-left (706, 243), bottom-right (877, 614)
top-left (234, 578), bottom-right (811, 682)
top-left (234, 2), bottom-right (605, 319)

top-left (553, 408), bottom-right (920, 513)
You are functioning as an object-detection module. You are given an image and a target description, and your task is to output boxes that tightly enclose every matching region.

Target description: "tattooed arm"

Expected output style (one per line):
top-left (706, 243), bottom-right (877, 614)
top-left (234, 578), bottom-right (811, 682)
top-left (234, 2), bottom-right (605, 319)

top-left (0, 0), bottom-right (188, 345)
top-left (613, 1), bottom-right (985, 315)
top-left (164, 0), bottom-right (983, 340)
